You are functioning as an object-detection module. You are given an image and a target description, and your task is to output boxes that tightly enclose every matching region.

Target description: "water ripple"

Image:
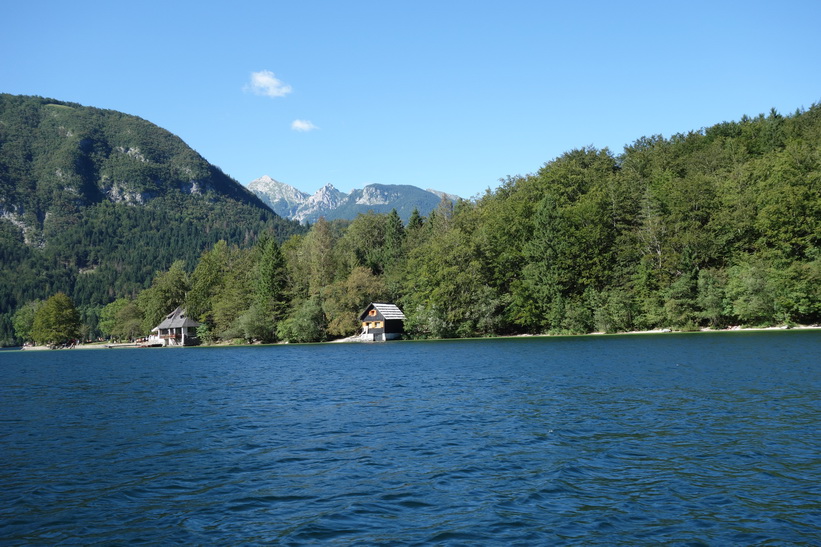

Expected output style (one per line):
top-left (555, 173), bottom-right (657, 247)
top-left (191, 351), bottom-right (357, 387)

top-left (1, 331), bottom-right (819, 544)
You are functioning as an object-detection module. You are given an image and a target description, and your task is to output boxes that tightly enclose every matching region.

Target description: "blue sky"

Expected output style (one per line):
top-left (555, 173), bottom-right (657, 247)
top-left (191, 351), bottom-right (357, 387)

top-left (3, 1), bottom-right (820, 198)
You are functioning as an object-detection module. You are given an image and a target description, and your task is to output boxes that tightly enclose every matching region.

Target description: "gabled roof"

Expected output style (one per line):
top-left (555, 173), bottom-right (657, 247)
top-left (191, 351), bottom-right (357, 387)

top-left (152, 307), bottom-right (201, 331)
top-left (359, 302), bottom-right (406, 321)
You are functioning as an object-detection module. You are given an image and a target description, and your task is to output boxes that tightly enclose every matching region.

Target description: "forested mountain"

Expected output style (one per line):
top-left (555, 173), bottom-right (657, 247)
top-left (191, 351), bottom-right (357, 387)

top-left (248, 176), bottom-right (453, 223)
top-left (0, 94), bottom-right (304, 345)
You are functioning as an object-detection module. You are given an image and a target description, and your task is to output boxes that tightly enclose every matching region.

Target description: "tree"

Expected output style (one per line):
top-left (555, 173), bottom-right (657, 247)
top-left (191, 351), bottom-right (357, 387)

top-left (254, 235), bottom-right (288, 329)
top-left (231, 303), bottom-right (277, 343)
top-left (12, 300), bottom-right (43, 342)
top-left (585, 288), bottom-right (636, 333)
top-left (113, 300), bottom-right (144, 341)
top-left (697, 269), bottom-right (729, 327)
top-left (281, 234), bottom-right (311, 300)
top-left (407, 208), bottom-right (423, 231)
top-left (322, 266), bottom-right (388, 337)
top-left (663, 270), bottom-right (700, 329)
top-left (30, 293), bottom-right (81, 346)
top-left (137, 260), bottom-right (190, 333)
top-left (383, 208), bottom-right (406, 268)
top-left (305, 218), bottom-right (337, 296)
top-left (337, 212), bottom-right (386, 274)
top-left (99, 298), bottom-right (128, 339)
top-left (187, 240), bottom-right (230, 322)
top-left (725, 259), bottom-right (775, 325)
top-left (210, 247), bottom-right (256, 339)
top-left (99, 298), bottom-right (144, 341)
top-left (277, 297), bottom-right (327, 343)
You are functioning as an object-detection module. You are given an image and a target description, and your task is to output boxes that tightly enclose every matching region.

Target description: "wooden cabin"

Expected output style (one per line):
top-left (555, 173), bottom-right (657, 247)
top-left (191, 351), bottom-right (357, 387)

top-left (359, 303), bottom-right (406, 341)
top-left (149, 307), bottom-right (201, 346)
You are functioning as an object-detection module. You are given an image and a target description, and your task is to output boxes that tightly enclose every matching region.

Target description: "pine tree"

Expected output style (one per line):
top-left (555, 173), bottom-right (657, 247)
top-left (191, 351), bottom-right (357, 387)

top-left (254, 235), bottom-right (288, 339)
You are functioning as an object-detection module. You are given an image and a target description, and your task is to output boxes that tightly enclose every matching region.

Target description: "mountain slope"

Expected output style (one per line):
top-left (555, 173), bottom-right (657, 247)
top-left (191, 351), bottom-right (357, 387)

top-left (0, 94), bottom-right (304, 343)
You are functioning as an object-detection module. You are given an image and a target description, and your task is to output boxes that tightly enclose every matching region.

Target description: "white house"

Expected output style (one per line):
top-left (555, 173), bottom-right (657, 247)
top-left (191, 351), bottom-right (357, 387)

top-left (148, 307), bottom-right (201, 346)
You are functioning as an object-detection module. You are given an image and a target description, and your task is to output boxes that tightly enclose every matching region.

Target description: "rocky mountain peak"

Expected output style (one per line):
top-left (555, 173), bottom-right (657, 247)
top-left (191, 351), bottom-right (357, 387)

top-left (247, 175), bottom-right (309, 216)
top-left (314, 183), bottom-right (342, 196)
top-left (298, 184), bottom-right (348, 221)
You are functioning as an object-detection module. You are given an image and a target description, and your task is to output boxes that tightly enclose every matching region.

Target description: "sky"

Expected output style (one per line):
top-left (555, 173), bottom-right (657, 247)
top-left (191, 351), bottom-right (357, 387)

top-left (3, 1), bottom-right (820, 199)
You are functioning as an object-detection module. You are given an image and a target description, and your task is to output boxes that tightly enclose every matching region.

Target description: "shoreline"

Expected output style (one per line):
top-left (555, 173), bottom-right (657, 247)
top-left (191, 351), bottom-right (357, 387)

top-left (13, 324), bottom-right (821, 351)
top-left (587, 324), bottom-right (821, 336)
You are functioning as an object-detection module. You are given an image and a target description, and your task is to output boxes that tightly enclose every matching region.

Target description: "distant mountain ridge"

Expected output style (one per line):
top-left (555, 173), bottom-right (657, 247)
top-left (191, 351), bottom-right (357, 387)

top-left (248, 175), bottom-right (460, 223)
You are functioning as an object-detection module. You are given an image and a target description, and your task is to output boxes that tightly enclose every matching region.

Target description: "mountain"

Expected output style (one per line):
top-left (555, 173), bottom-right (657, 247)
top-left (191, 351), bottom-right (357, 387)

top-left (328, 184), bottom-right (447, 223)
top-left (0, 94), bottom-right (304, 343)
top-left (247, 177), bottom-right (457, 223)
top-left (426, 188), bottom-right (462, 203)
top-left (296, 183), bottom-right (349, 222)
top-left (247, 175), bottom-right (309, 217)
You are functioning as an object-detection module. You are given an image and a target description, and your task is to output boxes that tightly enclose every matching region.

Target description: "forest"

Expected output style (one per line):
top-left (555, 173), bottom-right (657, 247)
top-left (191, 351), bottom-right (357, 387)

top-left (5, 99), bottom-right (821, 345)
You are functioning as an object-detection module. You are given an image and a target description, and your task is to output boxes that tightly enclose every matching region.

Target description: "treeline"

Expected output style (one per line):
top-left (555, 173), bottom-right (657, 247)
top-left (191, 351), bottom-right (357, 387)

top-left (9, 104), bottom-right (821, 344)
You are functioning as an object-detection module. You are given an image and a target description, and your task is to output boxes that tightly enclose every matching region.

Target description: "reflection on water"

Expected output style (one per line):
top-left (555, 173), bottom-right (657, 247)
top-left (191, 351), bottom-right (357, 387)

top-left (1, 331), bottom-right (819, 544)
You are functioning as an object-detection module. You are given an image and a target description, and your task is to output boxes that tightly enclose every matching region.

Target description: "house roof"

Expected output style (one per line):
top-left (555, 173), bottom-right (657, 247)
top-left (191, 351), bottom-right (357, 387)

top-left (359, 302), bottom-right (406, 321)
top-left (152, 307), bottom-right (201, 331)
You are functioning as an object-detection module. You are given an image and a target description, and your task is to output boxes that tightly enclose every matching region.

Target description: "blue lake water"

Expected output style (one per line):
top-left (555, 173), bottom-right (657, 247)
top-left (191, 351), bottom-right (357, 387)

top-left (1, 331), bottom-right (819, 545)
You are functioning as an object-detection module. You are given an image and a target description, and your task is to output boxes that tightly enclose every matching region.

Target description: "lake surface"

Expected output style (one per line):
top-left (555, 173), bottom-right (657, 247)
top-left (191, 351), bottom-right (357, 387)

top-left (1, 331), bottom-right (819, 545)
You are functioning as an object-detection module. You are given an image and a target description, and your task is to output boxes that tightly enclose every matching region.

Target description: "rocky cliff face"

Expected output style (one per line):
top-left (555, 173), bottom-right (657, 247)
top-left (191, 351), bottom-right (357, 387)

top-left (248, 177), bottom-right (458, 224)
top-left (351, 185), bottom-right (401, 205)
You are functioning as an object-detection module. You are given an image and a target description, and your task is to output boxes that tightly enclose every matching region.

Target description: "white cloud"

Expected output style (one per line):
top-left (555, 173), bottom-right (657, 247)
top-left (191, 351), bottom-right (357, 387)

top-left (245, 70), bottom-right (292, 98)
top-left (291, 119), bottom-right (318, 132)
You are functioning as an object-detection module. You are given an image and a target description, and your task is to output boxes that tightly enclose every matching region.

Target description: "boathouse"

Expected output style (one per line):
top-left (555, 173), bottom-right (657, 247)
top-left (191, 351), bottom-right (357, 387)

top-left (149, 307), bottom-right (201, 346)
top-left (359, 303), bottom-right (405, 341)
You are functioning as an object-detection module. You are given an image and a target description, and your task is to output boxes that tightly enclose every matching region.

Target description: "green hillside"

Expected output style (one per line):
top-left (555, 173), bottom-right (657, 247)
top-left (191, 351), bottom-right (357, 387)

top-left (0, 94), bottom-right (304, 344)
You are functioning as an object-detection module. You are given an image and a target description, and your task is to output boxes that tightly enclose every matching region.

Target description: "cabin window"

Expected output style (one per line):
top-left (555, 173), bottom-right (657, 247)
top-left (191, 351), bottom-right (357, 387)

top-left (375, 321), bottom-right (383, 328)
top-left (369, 309), bottom-right (377, 316)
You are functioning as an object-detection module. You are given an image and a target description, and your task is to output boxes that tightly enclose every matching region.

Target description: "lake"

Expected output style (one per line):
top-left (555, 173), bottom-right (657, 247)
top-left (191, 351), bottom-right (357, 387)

top-left (1, 331), bottom-right (819, 544)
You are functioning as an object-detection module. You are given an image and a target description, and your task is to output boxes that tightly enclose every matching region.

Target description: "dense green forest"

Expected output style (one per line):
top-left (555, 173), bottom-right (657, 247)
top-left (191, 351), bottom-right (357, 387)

top-left (0, 94), bottom-right (304, 345)
top-left (4, 95), bottom-right (820, 345)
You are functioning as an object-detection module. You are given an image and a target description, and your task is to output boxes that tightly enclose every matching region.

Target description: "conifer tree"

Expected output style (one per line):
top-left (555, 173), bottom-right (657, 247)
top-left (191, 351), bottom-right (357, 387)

top-left (254, 235), bottom-right (288, 340)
